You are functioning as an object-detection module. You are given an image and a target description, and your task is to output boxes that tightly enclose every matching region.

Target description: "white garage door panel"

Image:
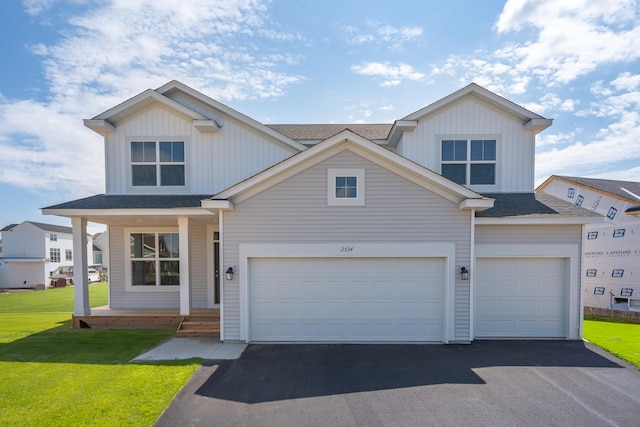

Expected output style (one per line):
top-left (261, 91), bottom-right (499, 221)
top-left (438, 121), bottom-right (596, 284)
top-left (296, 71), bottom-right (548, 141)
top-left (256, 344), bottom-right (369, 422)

top-left (475, 258), bottom-right (566, 338)
top-left (250, 258), bottom-right (444, 342)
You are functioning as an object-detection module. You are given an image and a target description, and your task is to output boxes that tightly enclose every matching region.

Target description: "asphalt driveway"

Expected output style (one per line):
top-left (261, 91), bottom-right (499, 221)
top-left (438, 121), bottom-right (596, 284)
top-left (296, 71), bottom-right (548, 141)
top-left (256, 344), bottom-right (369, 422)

top-left (155, 341), bottom-right (640, 427)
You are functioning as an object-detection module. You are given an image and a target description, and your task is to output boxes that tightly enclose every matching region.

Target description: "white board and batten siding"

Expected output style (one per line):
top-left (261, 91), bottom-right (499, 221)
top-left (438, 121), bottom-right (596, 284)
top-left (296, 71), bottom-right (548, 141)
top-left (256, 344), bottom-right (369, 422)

top-left (396, 97), bottom-right (535, 193)
top-left (104, 104), bottom-right (298, 195)
top-left (222, 150), bottom-right (473, 342)
top-left (474, 225), bottom-right (583, 340)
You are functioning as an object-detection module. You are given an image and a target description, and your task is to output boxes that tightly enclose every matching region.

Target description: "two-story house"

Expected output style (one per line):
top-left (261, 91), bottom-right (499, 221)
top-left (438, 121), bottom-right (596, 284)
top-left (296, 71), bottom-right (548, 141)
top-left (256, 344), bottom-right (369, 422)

top-left (0, 221), bottom-right (93, 289)
top-left (43, 81), bottom-right (600, 343)
top-left (538, 176), bottom-right (640, 311)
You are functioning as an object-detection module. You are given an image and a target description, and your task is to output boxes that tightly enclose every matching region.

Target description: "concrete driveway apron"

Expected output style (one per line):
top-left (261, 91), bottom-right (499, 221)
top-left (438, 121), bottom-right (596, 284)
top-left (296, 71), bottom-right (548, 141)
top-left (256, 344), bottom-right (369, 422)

top-left (155, 340), bottom-right (640, 427)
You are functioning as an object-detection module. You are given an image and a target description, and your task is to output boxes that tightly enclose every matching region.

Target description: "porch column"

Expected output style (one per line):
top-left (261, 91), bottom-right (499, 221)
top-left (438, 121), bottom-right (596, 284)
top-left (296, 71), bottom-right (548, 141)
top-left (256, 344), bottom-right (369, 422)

top-left (178, 217), bottom-right (192, 315)
top-left (71, 217), bottom-right (90, 316)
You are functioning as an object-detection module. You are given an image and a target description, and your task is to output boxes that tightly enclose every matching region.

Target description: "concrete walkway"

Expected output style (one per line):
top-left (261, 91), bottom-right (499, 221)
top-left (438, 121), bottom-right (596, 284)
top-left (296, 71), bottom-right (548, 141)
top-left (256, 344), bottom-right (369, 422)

top-left (131, 338), bottom-right (246, 362)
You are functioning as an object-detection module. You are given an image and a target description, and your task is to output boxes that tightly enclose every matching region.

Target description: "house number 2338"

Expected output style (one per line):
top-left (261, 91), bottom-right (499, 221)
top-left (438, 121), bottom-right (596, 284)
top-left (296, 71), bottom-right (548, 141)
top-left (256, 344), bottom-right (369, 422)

top-left (341, 247), bottom-right (354, 253)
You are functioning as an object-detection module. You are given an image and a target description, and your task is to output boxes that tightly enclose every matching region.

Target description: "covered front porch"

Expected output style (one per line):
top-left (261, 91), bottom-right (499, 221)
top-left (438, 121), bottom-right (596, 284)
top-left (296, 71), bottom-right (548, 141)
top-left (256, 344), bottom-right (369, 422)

top-left (42, 194), bottom-right (233, 336)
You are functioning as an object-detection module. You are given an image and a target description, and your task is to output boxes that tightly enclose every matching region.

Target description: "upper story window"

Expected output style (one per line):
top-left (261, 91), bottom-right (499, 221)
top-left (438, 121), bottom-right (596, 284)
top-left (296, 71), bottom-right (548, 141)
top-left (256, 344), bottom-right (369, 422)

top-left (327, 169), bottom-right (365, 206)
top-left (131, 141), bottom-right (185, 187)
top-left (50, 234), bottom-right (57, 241)
top-left (441, 139), bottom-right (496, 185)
top-left (65, 249), bottom-right (72, 261)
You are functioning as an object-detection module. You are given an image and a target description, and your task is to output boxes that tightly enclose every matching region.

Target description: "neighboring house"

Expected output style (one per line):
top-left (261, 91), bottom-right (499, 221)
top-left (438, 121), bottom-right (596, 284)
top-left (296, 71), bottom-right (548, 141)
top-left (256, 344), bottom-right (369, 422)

top-left (43, 81), bottom-right (601, 343)
top-left (0, 221), bottom-right (93, 288)
top-left (537, 176), bottom-right (640, 311)
top-left (92, 231), bottom-right (109, 268)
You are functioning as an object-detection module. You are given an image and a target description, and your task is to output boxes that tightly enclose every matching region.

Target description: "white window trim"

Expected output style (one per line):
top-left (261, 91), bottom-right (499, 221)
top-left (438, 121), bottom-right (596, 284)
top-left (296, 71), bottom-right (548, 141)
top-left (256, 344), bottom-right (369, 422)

top-left (124, 227), bottom-right (180, 292)
top-left (126, 137), bottom-right (190, 194)
top-left (437, 135), bottom-right (500, 191)
top-left (327, 168), bottom-right (365, 206)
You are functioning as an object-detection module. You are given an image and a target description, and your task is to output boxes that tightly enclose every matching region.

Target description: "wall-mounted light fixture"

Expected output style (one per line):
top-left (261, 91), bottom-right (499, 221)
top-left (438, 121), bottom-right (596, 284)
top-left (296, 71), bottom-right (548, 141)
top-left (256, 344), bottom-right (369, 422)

top-left (460, 266), bottom-right (469, 280)
top-left (225, 267), bottom-right (234, 281)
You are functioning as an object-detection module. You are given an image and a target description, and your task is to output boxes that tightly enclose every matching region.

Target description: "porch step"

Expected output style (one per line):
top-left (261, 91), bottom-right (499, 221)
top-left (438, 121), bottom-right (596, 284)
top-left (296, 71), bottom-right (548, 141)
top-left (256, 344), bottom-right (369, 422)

top-left (176, 316), bottom-right (220, 338)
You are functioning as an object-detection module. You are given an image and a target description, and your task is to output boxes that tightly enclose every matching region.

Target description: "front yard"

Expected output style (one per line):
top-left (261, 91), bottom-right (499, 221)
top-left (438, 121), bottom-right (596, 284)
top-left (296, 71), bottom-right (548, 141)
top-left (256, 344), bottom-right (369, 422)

top-left (584, 319), bottom-right (640, 369)
top-left (0, 285), bottom-right (200, 426)
top-left (2, 285), bottom-right (639, 425)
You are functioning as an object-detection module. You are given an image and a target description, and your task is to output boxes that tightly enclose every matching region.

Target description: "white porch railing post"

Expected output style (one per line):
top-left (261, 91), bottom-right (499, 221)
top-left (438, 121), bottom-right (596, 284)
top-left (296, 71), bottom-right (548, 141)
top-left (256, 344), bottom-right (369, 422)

top-left (71, 217), bottom-right (90, 316)
top-left (178, 217), bottom-right (192, 315)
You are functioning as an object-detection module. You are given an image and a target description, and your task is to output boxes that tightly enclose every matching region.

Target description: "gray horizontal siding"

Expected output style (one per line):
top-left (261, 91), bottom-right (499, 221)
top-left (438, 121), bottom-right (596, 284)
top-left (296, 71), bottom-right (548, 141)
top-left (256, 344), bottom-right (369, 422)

top-left (223, 150), bottom-right (472, 341)
top-left (475, 225), bottom-right (582, 245)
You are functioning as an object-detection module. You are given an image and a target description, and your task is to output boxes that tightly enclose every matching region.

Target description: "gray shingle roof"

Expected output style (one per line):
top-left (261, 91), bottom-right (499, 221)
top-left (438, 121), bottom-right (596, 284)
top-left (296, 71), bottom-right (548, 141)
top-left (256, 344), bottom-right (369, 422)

top-left (477, 192), bottom-right (603, 218)
top-left (556, 176), bottom-right (640, 201)
top-left (44, 194), bottom-right (213, 210)
top-left (1, 222), bottom-right (72, 234)
top-left (266, 124), bottom-right (393, 141)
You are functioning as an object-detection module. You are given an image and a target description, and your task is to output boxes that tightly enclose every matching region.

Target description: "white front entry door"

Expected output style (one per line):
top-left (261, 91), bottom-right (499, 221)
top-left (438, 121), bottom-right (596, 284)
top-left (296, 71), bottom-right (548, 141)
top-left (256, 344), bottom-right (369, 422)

top-left (248, 257), bottom-right (445, 342)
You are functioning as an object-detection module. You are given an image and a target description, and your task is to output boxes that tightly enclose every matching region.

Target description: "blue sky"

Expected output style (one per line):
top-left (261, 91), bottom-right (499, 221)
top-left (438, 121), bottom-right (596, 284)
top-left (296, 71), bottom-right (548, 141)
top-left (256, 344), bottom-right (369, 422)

top-left (1, 0), bottom-right (639, 233)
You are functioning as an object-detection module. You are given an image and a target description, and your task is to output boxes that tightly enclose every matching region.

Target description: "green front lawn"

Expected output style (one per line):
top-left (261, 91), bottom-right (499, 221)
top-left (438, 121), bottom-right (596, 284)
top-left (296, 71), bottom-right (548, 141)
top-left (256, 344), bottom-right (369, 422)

top-left (0, 285), bottom-right (200, 426)
top-left (584, 319), bottom-right (640, 369)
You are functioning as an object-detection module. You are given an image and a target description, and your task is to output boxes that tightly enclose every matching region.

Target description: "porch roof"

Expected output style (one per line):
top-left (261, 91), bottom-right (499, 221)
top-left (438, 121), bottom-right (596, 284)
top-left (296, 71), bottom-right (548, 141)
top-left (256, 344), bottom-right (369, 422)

top-left (42, 194), bottom-right (219, 226)
top-left (43, 194), bottom-right (213, 209)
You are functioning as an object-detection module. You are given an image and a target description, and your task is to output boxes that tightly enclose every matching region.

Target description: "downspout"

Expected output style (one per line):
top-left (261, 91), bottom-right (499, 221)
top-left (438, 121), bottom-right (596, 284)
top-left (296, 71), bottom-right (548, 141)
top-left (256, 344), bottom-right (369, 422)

top-left (469, 209), bottom-right (476, 341)
top-left (219, 209), bottom-right (225, 342)
top-left (578, 223), bottom-right (586, 340)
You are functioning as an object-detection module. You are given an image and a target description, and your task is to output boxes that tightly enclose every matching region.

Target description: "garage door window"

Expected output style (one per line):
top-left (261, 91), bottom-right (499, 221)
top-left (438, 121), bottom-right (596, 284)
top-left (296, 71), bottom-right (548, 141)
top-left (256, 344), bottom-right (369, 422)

top-left (327, 169), bottom-right (365, 206)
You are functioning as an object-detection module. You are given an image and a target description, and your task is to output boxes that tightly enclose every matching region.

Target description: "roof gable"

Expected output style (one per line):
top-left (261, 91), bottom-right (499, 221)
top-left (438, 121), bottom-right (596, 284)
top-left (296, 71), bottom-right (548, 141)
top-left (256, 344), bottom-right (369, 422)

top-left (84, 89), bottom-right (211, 135)
top-left (538, 175), bottom-right (640, 203)
top-left (206, 129), bottom-right (493, 209)
top-left (402, 83), bottom-right (552, 134)
top-left (156, 81), bottom-right (307, 152)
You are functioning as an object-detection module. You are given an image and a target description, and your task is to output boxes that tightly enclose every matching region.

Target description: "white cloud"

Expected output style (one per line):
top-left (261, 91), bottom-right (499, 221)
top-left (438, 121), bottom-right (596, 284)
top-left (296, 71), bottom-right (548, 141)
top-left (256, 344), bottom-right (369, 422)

top-left (497, 0), bottom-right (640, 86)
top-left (342, 22), bottom-right (422, 50)
top-left (1, 0), bottom-right (304, 198)
top-left (436, 0), bottom-right (640, 100)
top-left (535, 73), bottom-right (640, 182)
top-left (352, 62), bottom-right (425, 87)
top-left (22, 0), bottom-right (55, 15)
top-left (611, 72), bottom-right (640, 91)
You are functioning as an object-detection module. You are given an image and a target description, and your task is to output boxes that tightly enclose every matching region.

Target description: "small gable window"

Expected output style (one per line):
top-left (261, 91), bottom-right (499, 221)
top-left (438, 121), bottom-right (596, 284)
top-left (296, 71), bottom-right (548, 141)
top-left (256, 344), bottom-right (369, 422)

top-left (441, 139), bottom-right (496, 186)
top-left (328, 169), bottom-right (365, 206)
top-left (131, 141), bottom-right (185, 187)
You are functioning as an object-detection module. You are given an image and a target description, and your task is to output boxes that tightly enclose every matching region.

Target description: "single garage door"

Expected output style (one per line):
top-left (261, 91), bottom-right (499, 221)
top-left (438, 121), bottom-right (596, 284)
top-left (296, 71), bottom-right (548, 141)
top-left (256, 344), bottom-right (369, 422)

top-left (475, 258), bottom-right (567, 338)
top-left (249, 257), bottom-right (444, 342)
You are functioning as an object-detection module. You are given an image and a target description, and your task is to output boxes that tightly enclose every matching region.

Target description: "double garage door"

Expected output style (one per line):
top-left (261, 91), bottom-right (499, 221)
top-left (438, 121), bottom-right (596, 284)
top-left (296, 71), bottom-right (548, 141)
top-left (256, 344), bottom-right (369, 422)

top-left (249, 257), bottom-right (445, 342)
top-left (475, 258), bottom-right (567, 338)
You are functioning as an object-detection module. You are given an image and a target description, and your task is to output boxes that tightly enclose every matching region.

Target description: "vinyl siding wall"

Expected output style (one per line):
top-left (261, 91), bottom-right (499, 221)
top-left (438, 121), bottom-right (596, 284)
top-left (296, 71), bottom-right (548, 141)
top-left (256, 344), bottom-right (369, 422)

top-left (104, 104), bottom-right (298, 195)
top-left (397, 97), bottom-right (536, 192)
top-left (108, 224), bottom-right (209, 309)
top-left (222, 150), bottom-right (473, 341)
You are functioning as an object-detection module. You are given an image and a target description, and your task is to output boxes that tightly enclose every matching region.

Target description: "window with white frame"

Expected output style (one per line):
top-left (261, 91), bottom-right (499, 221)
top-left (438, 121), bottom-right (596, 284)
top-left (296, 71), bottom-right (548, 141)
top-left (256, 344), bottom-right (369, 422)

top-left (129, 231), bottom-right (180, 287)
top-left (50, 234), bottom-right (57, 241)
top-left (131, 140), bottom-right (185, 187)
top-left (441, 139), bottom-right (496, 185)
top-left (327, 169), bottom-right (365, 206)
top-left (50, 248), bottom-right (60, 263)
top-left (65, 249), bottom-right (72, 261)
